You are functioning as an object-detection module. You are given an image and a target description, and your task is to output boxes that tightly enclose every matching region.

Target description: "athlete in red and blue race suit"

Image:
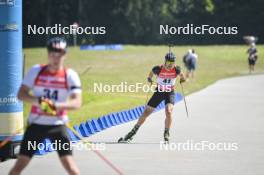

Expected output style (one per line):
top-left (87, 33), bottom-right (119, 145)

top-left (118, 52), bottom-right (185, 143)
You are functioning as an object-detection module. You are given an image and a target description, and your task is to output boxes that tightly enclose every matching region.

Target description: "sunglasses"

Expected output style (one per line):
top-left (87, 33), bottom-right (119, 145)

top-left (166, 61), bottom-right (175, 64)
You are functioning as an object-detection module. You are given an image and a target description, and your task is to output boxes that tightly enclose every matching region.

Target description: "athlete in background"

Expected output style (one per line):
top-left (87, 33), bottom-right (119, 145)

top-left (183, 49), bottom-right (198, 80)
top-left (118, 52), bottom-right (185, 143)
top-left (9, 38), bottom-right (82, 175)
top-left (247, 43), bottom-right (258, 73)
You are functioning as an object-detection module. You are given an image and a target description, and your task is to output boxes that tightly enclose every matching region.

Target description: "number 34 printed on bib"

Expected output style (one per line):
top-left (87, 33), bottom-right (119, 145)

top-left (43, 89), bottom-right (58, 100)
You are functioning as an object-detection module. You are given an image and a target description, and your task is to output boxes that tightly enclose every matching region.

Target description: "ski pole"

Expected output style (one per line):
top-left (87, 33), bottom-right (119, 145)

top-left (66, 124), bottom-right (124, 175)
top-left (180, 83), bottom-right (189, 118)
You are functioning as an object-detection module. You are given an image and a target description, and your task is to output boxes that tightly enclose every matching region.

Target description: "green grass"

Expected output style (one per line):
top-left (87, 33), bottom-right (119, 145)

top-left (23, 45), bottom-right (264, 125)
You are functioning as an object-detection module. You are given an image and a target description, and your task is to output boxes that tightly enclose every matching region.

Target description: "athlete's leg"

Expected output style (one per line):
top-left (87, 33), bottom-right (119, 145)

top-left (185, 65), bottom-right (192, 80)
top-left (120, 106), bottom-right (155, 142)
top-left (190, 61), bottom-right (196, 79)
top-left (191, 66), bottom-right (196, 79)
top-left (136, 105), bottom-right (155, 126)
top-left (48, 125), bottom-right (80, 175)
top-left (252, 62), bottom-right (255, 71)
top-left (190, 70), bottom-right (194, 79)
top-left (163, 91), bottom-right (175, 142)
top-left (164, 103), bottom-right (174, 142)
top-left (9, 124), bottom-right (45, 175)
top-left (248, 59), bottom-right (254, 73)
top-left (9, 155), bottom-right (31, 175)
top-left (60, 155), bottom-right (80, 175)
top-left (165, 103), bottom-right (174, 129)
top-left (249, 64), bottom-right (254, 73)
top-left (184, 65), bottom-right (188, 79)
top-left (131, 91), bottom-right (162, 134)
top-left (185, 70), bottom-right (190, 79)
top-left (249, 65), bottom-right (252, 73)
top-left (119, 91), bottom-right (163, 142)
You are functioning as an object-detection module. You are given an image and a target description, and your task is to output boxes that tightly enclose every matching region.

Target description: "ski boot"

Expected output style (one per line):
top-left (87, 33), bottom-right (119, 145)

top-left (164, 129), bottom-right (170, 144)
top-left (118, 126), bottom-right (139, 143)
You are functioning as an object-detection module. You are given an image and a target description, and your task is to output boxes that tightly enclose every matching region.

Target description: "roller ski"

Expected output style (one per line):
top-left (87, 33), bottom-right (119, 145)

top-left (118, 125), bottom-right (139, 143)
top-left (117, 137), bottom-right (132, 143)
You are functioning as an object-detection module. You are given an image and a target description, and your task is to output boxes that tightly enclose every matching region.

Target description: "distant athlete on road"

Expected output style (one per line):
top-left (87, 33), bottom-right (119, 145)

top-left (247, 43), bottom-right (258, 73)
top-left (183, 49), bottom-right (198, 80)
top-left (118, 52), bottom-right (185, 143)
top-left (9, 37), bottom-right (82, 175)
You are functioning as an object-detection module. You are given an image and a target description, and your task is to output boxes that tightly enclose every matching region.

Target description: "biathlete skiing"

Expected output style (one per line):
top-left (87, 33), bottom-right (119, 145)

top-left (118, 52), bottom-right (185, 143)
top-left (9, 37), bottom-right (82, 175)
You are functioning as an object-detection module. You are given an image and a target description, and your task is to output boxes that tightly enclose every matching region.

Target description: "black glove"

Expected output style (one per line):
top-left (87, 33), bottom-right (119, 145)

top-left (147, 77), bottom-right (153, 84)
top-left (180, 78), bottom-right (186, 84)
top-left (38, 97), bottom-right (57, 115)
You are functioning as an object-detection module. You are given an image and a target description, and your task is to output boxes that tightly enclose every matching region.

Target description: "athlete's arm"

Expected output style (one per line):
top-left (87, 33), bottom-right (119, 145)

top-left (17, 85), bottom-right (39, 105)
top-left (177, 72), bottom-right (185, 84)
top-left (175, 66), bottom-right (186, 83)
top-left (148, 65), bottom-right (161, 83)
top-left (147, 71), bottom-right (154, 84)
top-left (179, 72), bottom-right (185, 80)
top-left (55, 93), bottom-right (82, 110)
top-left (148, 71), bottom-right (154, 79)
top-left (18, 65), bottom-right (40, 104)
top-left (55, 69), bottom-right (82, 110)
top-left (147, 65), bottom-right (160, 84)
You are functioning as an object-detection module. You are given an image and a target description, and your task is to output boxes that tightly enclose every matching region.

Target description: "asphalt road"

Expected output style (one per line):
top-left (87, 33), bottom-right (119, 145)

top-left (1, 75), bottom-right (264, 175)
